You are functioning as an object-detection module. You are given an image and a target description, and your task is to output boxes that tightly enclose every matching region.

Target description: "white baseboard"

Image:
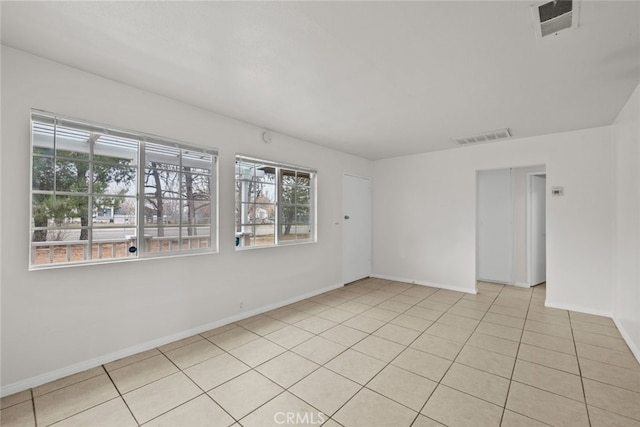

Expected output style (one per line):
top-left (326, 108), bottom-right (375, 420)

top-left (0, 282), bottom-right (343, 398)
top-left (612, 317), bottom-right (640, 365)
top-left (370, 273), bottom-right (476, 295)
top-left (513, 282), bottom-right (531, 288)
top-left (544, 301), bottom-right (640, 365)
top-left (544, 300), bottom-right (613, 318)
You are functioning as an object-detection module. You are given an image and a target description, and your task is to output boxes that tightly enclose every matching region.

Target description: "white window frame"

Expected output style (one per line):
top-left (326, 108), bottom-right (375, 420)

top-left (29, 110), bottom-right (218, 269)
top-left (235, 155), bottom-right (317, 249)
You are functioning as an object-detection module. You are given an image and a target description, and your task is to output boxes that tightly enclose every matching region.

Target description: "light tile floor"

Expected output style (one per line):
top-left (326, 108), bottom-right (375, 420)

top-left (2, 279), bottom-right (640, 426)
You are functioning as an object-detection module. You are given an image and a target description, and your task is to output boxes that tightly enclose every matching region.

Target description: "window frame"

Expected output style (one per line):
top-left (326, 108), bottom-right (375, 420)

top-left (235, 155), bottom-right (317, 250)
top-left (29, 110), bottom-right (218, 270)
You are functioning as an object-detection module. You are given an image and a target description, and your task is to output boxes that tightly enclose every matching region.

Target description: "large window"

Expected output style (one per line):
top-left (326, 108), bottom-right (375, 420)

top-left (235, 156), bottom-right (316, 248)
top-left (30, 111), bottom-right (217, 269)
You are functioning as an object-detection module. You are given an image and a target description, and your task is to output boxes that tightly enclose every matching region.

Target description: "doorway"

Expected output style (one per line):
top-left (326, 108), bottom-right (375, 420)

top-left (476, 166), bottom-right (547, 287)
top-left (528, 173), bottom-right (547, 285)
top-left (477, 169), bottom-right (514, 284)
top-left (342, 174), bottom-right (372, 284)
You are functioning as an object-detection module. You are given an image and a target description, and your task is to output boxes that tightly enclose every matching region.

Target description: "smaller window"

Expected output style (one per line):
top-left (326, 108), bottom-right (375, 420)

top-left (235, 156), bottom-right (316, 249)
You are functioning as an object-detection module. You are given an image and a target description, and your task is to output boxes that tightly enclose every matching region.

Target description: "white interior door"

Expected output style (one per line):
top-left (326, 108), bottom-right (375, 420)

top-left (529, 174), bottom-right (547, 285)
top-left (343, 174), bottom-right (371, 284)
top-left (477, 169), bottom-right (513, 284)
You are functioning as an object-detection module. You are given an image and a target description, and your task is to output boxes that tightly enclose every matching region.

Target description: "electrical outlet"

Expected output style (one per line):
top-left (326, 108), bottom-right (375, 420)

top-left (239, 301), bottom-right (244, 310)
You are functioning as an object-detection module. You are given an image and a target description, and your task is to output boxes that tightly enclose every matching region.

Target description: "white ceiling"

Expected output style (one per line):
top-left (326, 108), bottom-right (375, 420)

top-left (2, 1), bottom-right (639, 160)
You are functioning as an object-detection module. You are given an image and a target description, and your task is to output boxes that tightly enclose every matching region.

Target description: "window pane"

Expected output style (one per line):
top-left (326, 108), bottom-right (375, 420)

top-left (296, 186), bottom-right (311, 204)
top-left (144, 168), bottom-right (181, 195)
top-left (281, 169), bottom-right (296, 186)
top-left (94, 135), bottom-right (138, 165)
top-left (145, 143), bottom-right (181, 169)
top-left (280, 185), bottom-right (295, 205)
top-left (143, 197), bottom-right (180, 231)
top-left (48, 195), bottom-right (90, 227)
top-left (280, 224), bottom-right (311, 241)
top-left (236, 226), bottom-right (254, 247)
top-left (279, 224), bottom-right (297, 242)
top-left (32, 156), bottom-right (54, 191)
top-left (32, 121), bottom-right (54, 155)
top-left (93, 196), bottom-right (136, 227)
top-left (296, 206), bottom-right (310, 224)
top-left (255, 183), bottom-right (276, 204)
top-left (257, 166), bottom-right (276, 184)
top-left (235, 161), bottom-right (255, 179)
top-left (32, 237), bottom-right (89, 265)
top-left (94, 164), bottom-right (137, 196)
top-left (254, 224), bottom-right (275, 246)
top-left (55, 160), bottom-right (90, 192)
top-left (182, 172), bottom-right (210, 201)
top-left (54, 124), bottom-right (91, 160)
top-left (92, 228), bottom-right (138, 260)
top-left (183, 199), bottom-right (211, 225)
top-left (238, 203), bottom-right (253, 225)
top-left (296, 172), bottom-right (311, 187)
top-left (279, 205), bottom-right (296, 224)
top-left (145, 232), bottom-right (180, 253)
top-left (183, 150), bottom-right (212, 174)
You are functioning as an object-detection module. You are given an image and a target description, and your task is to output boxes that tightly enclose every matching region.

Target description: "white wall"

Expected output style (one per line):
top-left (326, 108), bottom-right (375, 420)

top-left (373, 127), bottom-right (615, 312)
top-left (0, 47), bottom-right (372, 394)
top-left (612, 84), bottom-right (640, 360)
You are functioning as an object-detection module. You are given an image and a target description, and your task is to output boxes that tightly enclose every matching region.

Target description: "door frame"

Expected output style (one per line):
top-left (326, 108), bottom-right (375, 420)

top-left (527, 171), bottom-right (547, 286)
top-left (342, 173), bottom-right (372, 285)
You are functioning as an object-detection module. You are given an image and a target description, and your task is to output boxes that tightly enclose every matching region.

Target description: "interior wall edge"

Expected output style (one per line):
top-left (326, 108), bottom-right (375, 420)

top-left (370, 273), bottom-right (477, 295)
top-left (544, 300), bottom-right (613, 319)
top-left (613, 317), bottom-right (640, 364)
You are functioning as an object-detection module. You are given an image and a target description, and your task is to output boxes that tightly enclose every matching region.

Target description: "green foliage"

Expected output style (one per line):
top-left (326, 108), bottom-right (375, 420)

top-left (32, 149), bottom-right (135, 241)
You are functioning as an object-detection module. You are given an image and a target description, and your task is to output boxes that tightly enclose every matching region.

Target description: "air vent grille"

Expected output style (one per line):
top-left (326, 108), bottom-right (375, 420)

top-left (532, 0), bottom-right (579, 38)
top-left (452, 129), bottom-right (511, 146)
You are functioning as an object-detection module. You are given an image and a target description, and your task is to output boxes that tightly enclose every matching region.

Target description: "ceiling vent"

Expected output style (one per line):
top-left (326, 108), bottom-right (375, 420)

top-left (452, 128), bottom-right (511, 146)
top-left (532, 0), bottom-right (579, 38)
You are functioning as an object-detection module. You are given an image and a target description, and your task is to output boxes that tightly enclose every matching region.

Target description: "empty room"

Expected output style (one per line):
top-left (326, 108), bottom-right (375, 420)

top-left (1, 1), bottom-right (639, 426)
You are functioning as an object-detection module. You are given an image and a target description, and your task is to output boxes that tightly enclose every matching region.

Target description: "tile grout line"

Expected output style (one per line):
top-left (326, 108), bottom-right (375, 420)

top-left (154, 344), bottom-right (242, 426)
top-left (569, 310), bottom-right (593, 427)
top-left (102, 363), bottom-right (141, 426)
top-left (392, 286), bottom-right (505, 423)
top-left (414, 286), bottom-right (511, 420)
top-left (191, 281), bottom-right (390, 425)
top-left (15, 280), bottom-right (640, 426)
top-left (317, 286), bottom-right (449, 424)
top-left (255, 283), bottom-right (453, 423)
top-left (31, 388), bottom-right (38, 427)
top-left (497, 283), bottom-right (534, 426)
top-left (226, 282), bottom-right (391, 424)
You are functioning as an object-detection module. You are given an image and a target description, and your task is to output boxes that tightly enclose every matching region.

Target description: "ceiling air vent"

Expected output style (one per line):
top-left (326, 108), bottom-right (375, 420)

top-left (532, 0), bottom-right (579, 39)
top-left (452, 128), bottom-right (511, 146)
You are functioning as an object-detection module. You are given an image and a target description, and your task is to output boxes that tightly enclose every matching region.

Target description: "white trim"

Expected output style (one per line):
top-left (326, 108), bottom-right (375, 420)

top-left (370, 273), bottom-right (477, 295)
top-left (546, 301), bottom-right (640, 364)
top-left (544, 300), bottom-right (612, 318)
top-left (527, 171), bottom-right (547, 286)
top-left (513, 281), bottom-right (531, 288)
top-left (0, 282), bottom-right (342, 397)
top-left (613, 317), bottom-right (640, 364)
